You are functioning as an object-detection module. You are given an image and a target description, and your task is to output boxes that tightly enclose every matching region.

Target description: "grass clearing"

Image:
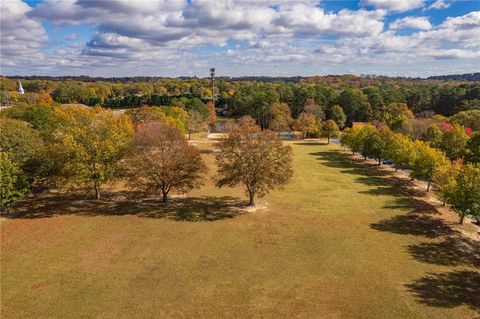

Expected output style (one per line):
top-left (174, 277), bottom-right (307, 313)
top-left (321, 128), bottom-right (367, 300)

top-left (1, 141), bottom-right (478, 318)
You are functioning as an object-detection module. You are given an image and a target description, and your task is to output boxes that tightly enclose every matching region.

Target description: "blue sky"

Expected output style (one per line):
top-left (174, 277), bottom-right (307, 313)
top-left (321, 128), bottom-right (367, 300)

top-left (1, 0), bottom-right (479, 77)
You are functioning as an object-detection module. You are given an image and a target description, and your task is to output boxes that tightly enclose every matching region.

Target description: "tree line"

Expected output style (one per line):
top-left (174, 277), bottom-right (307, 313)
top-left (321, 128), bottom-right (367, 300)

top-left (340, 122), bottom-right (479, 224)
top-left (0, 104), bottom-right (292, 212)
top-left (2, 76), bottom-right (479, 122)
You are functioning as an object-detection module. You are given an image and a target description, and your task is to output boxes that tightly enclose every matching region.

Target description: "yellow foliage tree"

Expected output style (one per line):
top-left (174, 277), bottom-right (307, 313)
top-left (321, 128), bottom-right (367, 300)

top-left (48, 106), bottom-right (134, 199)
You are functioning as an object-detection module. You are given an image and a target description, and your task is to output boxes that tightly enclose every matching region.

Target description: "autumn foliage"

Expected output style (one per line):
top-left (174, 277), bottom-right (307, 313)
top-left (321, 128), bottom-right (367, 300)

top-left (126, 121), bottom-right (207, 202)
top-left (215, 118), bottom-right (293, 206)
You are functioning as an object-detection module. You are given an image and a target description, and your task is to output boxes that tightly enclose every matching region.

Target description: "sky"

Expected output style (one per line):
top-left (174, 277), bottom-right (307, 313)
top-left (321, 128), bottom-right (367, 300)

top-left (1, 0), bottom-right (479, 77)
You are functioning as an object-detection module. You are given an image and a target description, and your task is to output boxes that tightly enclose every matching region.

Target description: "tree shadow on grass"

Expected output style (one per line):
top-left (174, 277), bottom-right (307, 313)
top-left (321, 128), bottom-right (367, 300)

top-left (383, 197), bottom-right (441, 215)
top-left (311, 150), bottom-right (398, 178)
top-left (8, 192), bottom-right (246, 222)
top-left (294, 142), bottom-right (329, 146)
top-left (406, 270), bottom-right (480, 311)
top-left (316, 149), bottom-right (480, 312)
top-left (407, 236), bottom-right (480, 268)
top-left (370, 214), bottom-right (458, 238)
top-left (312, 150), bottom-right (426, 198)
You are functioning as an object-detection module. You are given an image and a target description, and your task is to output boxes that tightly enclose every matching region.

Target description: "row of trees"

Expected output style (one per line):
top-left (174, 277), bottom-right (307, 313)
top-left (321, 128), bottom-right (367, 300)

top-left (0, 104), bottom-right (292, 212)
top-left (340, 125), bottom-right (480, 223)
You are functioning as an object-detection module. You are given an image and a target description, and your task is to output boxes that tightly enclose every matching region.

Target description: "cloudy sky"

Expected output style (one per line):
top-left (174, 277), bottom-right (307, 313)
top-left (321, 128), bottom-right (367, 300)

top-left (1, 0), bottom-right (479, 77)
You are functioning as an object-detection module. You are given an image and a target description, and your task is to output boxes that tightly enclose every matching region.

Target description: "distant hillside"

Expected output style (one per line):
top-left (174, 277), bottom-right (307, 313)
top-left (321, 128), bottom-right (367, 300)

top-left (427, 73), bottom-right (480, 81)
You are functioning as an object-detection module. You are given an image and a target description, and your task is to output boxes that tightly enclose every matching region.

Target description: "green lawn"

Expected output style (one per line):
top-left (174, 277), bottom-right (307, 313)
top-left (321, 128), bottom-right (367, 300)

top-left (1, 142), bottom-right (478, 319)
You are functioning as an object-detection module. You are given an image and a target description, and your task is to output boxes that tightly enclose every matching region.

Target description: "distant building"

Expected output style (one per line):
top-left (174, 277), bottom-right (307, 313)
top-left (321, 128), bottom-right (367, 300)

top-left (18, 81), bottom-right (24, 95)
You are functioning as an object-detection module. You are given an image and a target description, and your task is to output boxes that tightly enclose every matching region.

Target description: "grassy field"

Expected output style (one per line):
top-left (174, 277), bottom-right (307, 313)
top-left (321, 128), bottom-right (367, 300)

top-left (1, 141), bottom-right (479, 319)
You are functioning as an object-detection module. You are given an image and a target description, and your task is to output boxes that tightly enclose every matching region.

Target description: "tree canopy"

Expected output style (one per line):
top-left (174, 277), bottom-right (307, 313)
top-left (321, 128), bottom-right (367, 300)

top-left (47, 106), bottom-right (134, 199)
top-left (215, 118), bottom-right (293, 206)
top-left (126, 121), bottom-right (207, 202)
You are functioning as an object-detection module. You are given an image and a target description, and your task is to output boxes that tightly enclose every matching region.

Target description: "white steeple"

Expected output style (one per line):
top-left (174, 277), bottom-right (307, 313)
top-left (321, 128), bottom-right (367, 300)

top-left (18, 81), bottom-right (24, 95)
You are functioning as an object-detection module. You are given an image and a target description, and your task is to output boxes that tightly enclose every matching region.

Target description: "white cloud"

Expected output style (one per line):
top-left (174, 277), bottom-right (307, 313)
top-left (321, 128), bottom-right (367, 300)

top-left (1, 0), bottom-right (479, 76)
top-left (317, 11), bottom-right (480, 62)
top-left (0, 0), bottom-right (48, 61)
top-left (273, 5), bottom-right (385, 37)
top-left (428, 0), bottom-right (450, 10)
top-left (361, 0), bottom-right (425, 12)
top-left (390, 16), bottom-right (432, 30)
top-left (441, 11), bottom-right (480, 29)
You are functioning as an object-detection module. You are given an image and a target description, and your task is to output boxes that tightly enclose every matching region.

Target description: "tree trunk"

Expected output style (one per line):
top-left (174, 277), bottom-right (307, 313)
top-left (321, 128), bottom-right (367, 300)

top-left (427, 180), bottom-right (431, 192)
top-left (162, 190), bottom-right (168, 203)
top-left (94, 182), bottom-right (101, 200)
top-left (378, 158), bottom-right (381, 165)
top-left (188, 131), bottom-right (192, 140)
top-left (327, 136), bottom-right (330, 144)
top-left (460, 214), bottom-right (465, 225)
top-left (442, 198), bottom-right (446, 206)
top-left (248, 191), bottom-right (255, 207)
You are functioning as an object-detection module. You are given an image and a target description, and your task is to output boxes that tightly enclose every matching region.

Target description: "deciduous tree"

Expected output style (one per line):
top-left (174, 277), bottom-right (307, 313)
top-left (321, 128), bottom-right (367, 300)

top-left (0, 152), bottom-right (28, 214)
top-left (450, 109), bottom-right (480, 131)
top-left (361, 128), bottom-right (389, 165)
top-left (329, 105), bottom-right (346, 129)
top-left (48, 106), bottom-right (134, 199)
top-left (185, 109), bottom-right (208, 140)
top-left (383, 103), bottom-right (414, 130)
top-left (126, 122), bottom-right (207, 203)
top-left (385, 133), bottom-right (415, 171)
top-left (0, 118), bottom-right (46, 183)
top-left (207, 101), bottom-right (216, 125)
top-left (439, 124), bottom-right (469, 159)
top-left (303, 98), bottom-right (325, 123)
top-left (448, 163), bottom-right (480, 224)
top-left (295, 112), bottom-right (318, 138)
top-left (126, 106), bottom-right (165, 125)
top-left (421, 124), bottom-right (442, 147)
top-left (215, 122), bottom-right (293, 206)
top-left (268, 102), bottom-right (293, 134)
top-left (356, 124), bottom-right (377, 159)
top-left (320, 120), bottom-right (339, 144)
top-left (340, 126), bottom-right (361, 154)
top-left (410, 140), bottom-right (447, 191)
top-left (433, 160), bottom-right (462, 206)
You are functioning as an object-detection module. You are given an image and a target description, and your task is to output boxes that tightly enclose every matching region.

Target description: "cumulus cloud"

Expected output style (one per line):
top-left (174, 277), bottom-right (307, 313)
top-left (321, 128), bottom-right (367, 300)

top-left (273, 4), bottom-right (385, 37)
top-left (361, 0), bottom-right (424, 12)
top-left (428, 0), bottom-right (450, 10)
top-left (0, 0), bottom-right (47, 61)
top-left (27, 0), bottom-right (102, 25)
top-left (316, 10), bottom-right (480, 62)
top-left (390, 16), bottom-right (432, 30)
top-left (1, 0), bottom-right (479, 76)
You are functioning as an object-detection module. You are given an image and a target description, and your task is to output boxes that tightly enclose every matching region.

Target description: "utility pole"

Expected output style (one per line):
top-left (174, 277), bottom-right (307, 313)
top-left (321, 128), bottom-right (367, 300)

top-left (210, 67), bottom-right (215, 107)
